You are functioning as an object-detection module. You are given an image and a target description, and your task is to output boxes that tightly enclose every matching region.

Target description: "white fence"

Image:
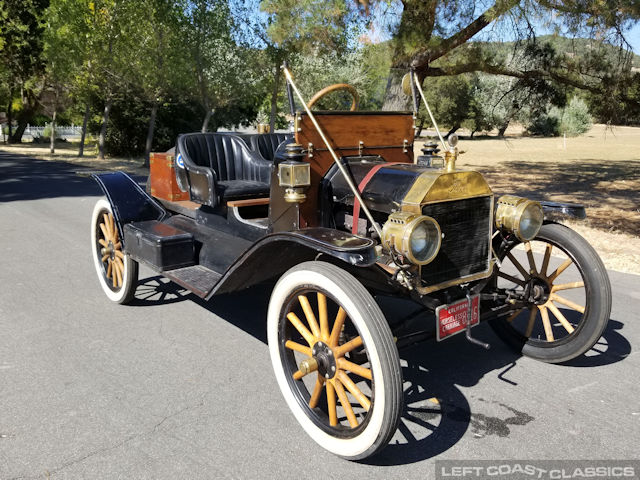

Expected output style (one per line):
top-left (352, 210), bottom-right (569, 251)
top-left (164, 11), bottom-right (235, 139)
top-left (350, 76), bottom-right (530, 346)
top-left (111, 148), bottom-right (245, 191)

top-left (23, 125), bottom-right (84, 139)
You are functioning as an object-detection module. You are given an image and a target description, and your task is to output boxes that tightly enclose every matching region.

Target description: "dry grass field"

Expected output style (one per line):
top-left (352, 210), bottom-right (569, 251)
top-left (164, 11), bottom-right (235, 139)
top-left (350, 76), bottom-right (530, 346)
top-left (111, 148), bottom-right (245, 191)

top-left (3, 124), bottom-right (639, 273)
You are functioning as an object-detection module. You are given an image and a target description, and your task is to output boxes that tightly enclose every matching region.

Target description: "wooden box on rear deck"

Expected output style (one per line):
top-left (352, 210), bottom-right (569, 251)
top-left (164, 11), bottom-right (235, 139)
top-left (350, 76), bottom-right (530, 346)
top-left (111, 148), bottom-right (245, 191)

top-left (149, 152), bottom-right (190, 202)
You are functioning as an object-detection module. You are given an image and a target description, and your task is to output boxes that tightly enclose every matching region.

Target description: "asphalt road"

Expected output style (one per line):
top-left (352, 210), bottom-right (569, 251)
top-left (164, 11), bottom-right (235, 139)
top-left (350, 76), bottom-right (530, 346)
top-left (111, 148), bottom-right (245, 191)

top-left (1, 151), bottom-right (638, 479)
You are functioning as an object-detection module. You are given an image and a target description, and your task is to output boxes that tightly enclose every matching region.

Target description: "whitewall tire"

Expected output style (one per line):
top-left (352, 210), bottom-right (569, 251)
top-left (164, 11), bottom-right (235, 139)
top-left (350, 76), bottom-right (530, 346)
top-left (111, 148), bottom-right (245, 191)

top-left (91, 198), bottom-right (138, 304)
top-left (267, 261), bottom-right (402, 460)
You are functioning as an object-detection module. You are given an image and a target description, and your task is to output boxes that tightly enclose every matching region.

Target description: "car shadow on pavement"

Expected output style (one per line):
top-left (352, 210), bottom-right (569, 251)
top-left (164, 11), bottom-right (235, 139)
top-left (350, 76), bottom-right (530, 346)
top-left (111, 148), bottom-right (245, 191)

top-left (127, 278), bottom-right (631, 466)
top-left (130, 276), bottom-right (194, 306)
top-left (561, 319), bottom-right (631, 367)
top-left (365, 314), bottom-right (630, 466)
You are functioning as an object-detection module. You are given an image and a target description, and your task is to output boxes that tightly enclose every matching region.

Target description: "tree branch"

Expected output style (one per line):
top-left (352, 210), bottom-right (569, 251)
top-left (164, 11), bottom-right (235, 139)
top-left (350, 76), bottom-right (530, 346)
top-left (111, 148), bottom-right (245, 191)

top-left (423, 62), bottom-right (603, 95)
top-left (410, 0), bottom-right (520, 68)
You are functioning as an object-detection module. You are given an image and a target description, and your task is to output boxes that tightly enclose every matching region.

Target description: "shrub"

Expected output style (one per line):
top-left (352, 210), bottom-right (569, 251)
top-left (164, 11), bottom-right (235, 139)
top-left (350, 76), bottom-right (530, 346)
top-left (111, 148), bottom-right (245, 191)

top-left (559, 97), bottom-right (592, 136)
top-left (42, 124), bottom-right (54, 139)
top-left (525, 97), bottom-right (592, 137)
top-left (527, 112), bottom-right (560, 136)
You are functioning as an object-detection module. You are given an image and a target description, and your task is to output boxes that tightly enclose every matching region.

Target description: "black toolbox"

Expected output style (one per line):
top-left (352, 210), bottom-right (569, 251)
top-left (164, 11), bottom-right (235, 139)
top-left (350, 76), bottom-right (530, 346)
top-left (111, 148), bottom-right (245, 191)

top-left (124, 220), bottom-right (195, 271)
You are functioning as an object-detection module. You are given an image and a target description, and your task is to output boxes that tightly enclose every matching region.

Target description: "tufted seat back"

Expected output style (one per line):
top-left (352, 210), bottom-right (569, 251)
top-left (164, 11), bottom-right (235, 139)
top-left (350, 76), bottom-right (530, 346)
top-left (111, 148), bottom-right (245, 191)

top-left (253, 133), bottom-right (292, 161)
top-left (234, 133), bottom-right (292, 162)
top-left (180, 133), bottom-right (269, 182)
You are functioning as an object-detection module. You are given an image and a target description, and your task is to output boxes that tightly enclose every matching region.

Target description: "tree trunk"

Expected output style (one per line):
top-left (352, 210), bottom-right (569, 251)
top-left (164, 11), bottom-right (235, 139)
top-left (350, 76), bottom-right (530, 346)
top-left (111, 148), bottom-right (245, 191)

top-left (416, 118), bottom-right (425, 137)
top-left (50, 109), bottom-right (57, 154)
top-left (6, 92), bottom-right (12, 143)
top-left (98, 98), bottom-right (112, 160)
top-left (144, 101), bottom-right (158, 167)
top-left (445, 125), bottom-right (460, 138)
top-left (201, 108), bottom-right (213, 133)
top-left (10, 120), bottom-right (28, 143)
top-left (270, 65), bottom-right (281, 132)
top-left (78, 103), bottom-right (90, 157)
top-left (497, 118), bottom-right (511, 137)
top-left (382, 69), bottom-right (411, 111)
top-left (10, 87), bottom-right (40, 143)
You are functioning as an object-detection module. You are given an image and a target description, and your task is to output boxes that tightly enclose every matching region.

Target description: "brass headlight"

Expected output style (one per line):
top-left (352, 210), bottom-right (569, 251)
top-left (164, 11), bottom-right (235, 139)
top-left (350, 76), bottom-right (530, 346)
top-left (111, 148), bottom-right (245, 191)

top-left (495, 195), bottom-right (544, 241)
top-left (382, 212), bottom-right (441, 265)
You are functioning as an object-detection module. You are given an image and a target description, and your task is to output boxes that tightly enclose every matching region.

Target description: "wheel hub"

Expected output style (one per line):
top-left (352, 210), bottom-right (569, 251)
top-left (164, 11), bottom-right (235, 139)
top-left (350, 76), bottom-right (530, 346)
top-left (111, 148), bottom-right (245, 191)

top-left (312, 341), bottom-right (337, 379)
top-left (526, 276), bottom-right (551, 305)
top-left (100, 242), bottom-right (116, 261)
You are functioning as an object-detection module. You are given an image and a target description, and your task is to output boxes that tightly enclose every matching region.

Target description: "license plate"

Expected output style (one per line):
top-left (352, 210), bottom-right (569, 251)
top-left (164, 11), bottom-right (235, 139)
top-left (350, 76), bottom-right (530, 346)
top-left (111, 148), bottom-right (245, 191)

top-left (436, 295), bottom-right (480, 341)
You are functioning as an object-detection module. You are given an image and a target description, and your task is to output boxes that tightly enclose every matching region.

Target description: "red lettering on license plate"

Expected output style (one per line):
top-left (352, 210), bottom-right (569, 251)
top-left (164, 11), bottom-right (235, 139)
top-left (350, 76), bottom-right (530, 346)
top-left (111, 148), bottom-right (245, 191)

top-left (436, 295), bottom-right (480, 341)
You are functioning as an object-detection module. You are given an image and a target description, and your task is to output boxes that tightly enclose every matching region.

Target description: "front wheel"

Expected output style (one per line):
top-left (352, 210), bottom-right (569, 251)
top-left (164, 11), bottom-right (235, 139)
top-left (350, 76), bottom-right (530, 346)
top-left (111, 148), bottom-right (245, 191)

top-left (267, 261), bottom-right (403, 460)
top-left (90, 198), bottom-right (138, 304)
top-left (488, 223), bottom-right (611, 363)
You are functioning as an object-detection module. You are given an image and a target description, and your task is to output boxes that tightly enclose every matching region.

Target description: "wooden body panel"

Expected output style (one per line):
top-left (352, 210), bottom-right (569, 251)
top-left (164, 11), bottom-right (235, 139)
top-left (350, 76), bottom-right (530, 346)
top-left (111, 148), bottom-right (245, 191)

top-left (295, 112), bottom-right (415, 226)
top-left (149, 152), bottom-right (190, 202)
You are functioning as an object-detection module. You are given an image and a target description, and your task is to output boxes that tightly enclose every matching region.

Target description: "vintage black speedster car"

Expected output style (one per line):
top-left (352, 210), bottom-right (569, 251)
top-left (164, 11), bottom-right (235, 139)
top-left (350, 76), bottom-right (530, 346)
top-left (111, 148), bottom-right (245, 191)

top-left (89, 68), bottom-right (611, 460)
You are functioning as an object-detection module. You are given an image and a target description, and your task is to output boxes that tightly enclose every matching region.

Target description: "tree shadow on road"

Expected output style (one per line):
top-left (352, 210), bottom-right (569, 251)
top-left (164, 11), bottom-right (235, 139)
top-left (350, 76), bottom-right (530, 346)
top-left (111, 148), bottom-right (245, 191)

top-left (0, 151), bottom-right (146, 202)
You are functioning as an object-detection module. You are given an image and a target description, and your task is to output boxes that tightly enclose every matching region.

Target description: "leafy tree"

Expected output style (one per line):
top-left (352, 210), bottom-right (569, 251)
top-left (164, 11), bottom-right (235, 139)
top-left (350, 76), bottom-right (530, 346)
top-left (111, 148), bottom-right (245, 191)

top-left (132, 0), bottom-right (191, 164)
top-left (0, 0), bottom-right (48, 142)
top-left (184, 0), bottom-right (244, 132)
top-left (45, 0), bottom-right (101, 156)
top-left (83, 0), bottom-right (149, 159)
top-left (421, 74), bottom-right (472, 137)
top-left (43, 0), bottom-right (87, 153)
top-left (357, 0), bottom-right (640, 113)
top-left (236, 0), bottom-right (365, 129)
top-left (461, 74), bottom-right (496, 137)
top-left (588, 70), bottom-right (640, 125)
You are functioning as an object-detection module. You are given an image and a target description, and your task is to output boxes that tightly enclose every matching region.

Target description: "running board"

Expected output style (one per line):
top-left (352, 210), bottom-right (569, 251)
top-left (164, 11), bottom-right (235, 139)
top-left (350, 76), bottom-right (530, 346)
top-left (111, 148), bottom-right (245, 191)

top-left (163, 265), bottom-right (222, 298)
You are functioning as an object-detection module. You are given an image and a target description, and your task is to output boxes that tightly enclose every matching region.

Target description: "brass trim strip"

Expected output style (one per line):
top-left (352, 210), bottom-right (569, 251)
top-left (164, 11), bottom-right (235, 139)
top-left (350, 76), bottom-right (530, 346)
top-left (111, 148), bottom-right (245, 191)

top-left (416, 261), bottom-right (495, 295)
top-left (309, 144), bottom-right (413, 152)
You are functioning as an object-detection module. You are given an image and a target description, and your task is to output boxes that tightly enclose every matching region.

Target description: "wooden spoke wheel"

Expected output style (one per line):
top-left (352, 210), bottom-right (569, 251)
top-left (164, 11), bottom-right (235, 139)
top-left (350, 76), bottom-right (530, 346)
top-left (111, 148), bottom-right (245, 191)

top-left (90, 199), bottom-right (138, 304)
top-left (268, 262), bottom-right (402, 460)
top-left (489, 223), bottom-right (611, 363)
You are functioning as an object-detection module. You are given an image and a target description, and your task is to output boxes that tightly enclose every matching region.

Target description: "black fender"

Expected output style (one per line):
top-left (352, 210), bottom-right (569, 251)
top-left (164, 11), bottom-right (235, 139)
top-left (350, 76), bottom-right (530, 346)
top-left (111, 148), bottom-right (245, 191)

top-left (92, 172), bottom-right (166, 246)
top-left (540, 201), bottom-right (586, 221)
top-left (207, 228), bottom-right (378, 298)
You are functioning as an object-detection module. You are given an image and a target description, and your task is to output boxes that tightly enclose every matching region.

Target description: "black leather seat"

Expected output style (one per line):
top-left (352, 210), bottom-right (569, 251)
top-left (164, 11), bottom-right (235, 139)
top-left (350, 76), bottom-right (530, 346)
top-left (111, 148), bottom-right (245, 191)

top-left (176, 133), bottom-right (272, 207)
top-left (235, 133), bottom-right (293, 161)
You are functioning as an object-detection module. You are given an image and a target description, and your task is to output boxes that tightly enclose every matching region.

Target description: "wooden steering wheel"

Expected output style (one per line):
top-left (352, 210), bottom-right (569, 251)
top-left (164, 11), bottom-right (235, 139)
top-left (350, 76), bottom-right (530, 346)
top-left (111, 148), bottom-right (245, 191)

top-left (307, 83), bottom-right (359, 111)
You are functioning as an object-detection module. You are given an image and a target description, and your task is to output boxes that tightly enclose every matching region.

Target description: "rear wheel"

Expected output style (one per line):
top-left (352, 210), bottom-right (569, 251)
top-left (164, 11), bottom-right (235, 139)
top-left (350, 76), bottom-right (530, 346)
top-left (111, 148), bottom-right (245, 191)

top-left (90, 199), bottom-right (138, 304)
top-left (267, 261), bottom-right (402, 460)
top-left (488, 223), bottom-right (611, 363)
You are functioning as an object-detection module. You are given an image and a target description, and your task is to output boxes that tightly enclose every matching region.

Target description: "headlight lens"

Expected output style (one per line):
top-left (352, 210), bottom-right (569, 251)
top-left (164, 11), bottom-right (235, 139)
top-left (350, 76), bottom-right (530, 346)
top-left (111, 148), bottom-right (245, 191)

top-left (382, 213), bottom-right (441, 266)
top-left (519, 202), bottom-right (544, 240)
top-left (407, 217), bottom-right (441, 264)
top-left (495, 195), bottom-right (543, 241)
